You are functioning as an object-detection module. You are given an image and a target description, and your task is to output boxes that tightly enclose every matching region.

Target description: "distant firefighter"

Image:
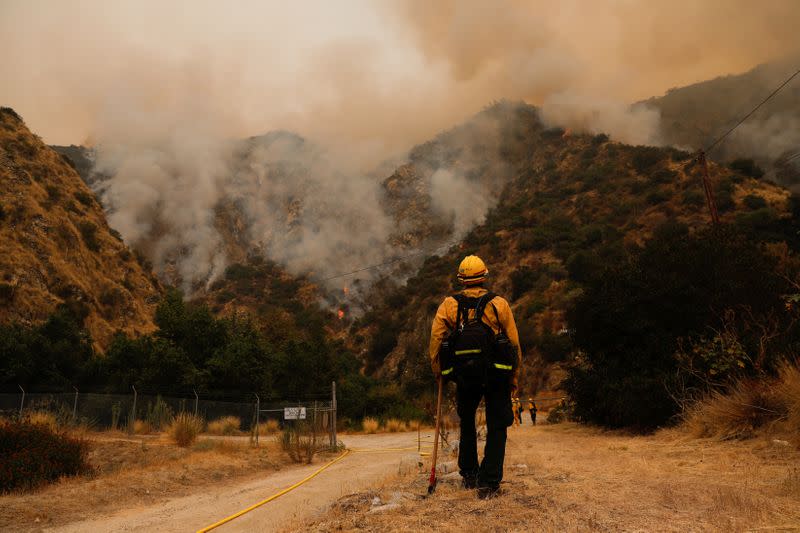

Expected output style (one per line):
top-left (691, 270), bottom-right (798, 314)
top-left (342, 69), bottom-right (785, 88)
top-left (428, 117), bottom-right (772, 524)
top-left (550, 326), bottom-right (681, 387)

top-left (528, 398), bottom-right (537, 425)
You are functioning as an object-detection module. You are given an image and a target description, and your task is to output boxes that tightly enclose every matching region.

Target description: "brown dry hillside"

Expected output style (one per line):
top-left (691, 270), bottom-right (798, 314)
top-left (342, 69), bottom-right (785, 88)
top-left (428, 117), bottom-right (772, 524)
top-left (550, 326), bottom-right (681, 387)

top-left (354, 102), bottom-right (795, 397)
top-left (0, 107), bottom-right (161, 350)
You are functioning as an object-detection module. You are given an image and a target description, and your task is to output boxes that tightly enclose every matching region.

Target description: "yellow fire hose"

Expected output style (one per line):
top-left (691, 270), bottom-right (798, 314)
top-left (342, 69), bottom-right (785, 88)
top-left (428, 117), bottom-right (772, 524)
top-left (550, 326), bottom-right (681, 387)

top-left (196, 445), bottom-right (433, 532)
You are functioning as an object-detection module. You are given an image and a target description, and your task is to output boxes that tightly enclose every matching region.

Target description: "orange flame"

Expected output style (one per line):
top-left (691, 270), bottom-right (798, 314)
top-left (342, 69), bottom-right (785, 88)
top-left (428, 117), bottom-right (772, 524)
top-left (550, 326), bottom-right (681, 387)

top-left (562, 128), bottom-right (572, 138)
top-left (337, 309), bottom-right (345, 320)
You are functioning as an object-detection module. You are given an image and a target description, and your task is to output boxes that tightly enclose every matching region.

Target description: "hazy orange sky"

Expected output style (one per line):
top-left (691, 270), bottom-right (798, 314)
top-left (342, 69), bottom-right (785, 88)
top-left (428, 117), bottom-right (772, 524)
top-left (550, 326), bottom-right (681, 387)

top-left (1, 0), bottom-right (798, 152)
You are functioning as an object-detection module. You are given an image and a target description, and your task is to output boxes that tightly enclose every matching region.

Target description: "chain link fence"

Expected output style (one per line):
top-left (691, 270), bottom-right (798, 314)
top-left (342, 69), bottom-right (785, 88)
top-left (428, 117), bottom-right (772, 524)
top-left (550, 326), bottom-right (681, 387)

top-left (0, 382), bottom-right (338, 450)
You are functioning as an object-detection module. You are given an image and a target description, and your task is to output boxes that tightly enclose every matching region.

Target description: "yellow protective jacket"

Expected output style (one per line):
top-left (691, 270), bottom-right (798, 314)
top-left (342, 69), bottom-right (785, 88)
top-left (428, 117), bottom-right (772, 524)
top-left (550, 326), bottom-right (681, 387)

top-left (429, 287), bottom-right (522, 392)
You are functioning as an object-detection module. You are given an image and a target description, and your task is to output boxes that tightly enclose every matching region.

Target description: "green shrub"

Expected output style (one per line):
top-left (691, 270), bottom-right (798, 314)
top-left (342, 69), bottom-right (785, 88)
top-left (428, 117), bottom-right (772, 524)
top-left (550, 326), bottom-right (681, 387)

top-left (74, 191), bottom-right (94, 208)
top-left (646, 189), bottom-right (670, 205)
top-left (729, 158), bottom-right (764, 179)
top-left (510, 267), bottom-right (538, 300)
top-left (630, 146), bottom-right (665, 174)
top-left (682, 189), bottom-right (705, 207)
top-left (742, 194), bottom-right (767, 210)
top-left (0, 420), bottom-right (90, 492)
top-left (77, 221), bottom-right (100, 252)
top-left (45, 184), bottom-right (61, 202)
top-left (0, 282), bottom-right (14, 303)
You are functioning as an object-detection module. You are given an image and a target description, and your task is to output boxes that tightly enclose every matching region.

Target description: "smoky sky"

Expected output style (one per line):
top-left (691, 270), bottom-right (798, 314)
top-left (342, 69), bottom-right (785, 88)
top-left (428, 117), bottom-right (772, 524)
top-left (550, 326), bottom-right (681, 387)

top-left (1, 1), bottom-right (798, 292)
top-left (1, 0), bottom-right (798, 153)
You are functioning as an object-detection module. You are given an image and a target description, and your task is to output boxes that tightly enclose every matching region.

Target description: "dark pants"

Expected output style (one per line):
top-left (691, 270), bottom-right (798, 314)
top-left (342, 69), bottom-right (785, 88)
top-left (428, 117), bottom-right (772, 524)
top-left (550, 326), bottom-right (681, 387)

top-left (531, 410), bottom-right (537, 424)
top-left (456, 376), bottom-right (513, 489)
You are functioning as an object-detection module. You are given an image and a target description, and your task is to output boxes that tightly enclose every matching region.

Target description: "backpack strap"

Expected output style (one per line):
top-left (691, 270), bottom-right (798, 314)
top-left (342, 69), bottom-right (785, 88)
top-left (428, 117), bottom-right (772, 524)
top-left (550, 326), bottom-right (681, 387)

top-left (488, 300), bottom-right (508, 336)
top-left (453, 292), bottom-right (496, 329)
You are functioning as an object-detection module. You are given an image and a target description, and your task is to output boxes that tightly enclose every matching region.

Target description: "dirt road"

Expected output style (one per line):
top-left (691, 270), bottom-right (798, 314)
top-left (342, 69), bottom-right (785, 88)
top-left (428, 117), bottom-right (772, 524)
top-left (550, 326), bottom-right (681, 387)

top-left (46, 432), bottom-right (433, 533)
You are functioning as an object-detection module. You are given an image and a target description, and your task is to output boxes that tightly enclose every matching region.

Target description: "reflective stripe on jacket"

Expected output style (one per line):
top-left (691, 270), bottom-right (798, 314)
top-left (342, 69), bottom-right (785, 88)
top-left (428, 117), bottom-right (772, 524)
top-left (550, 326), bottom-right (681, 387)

top-left (429, 287), bottom-right (522, 391)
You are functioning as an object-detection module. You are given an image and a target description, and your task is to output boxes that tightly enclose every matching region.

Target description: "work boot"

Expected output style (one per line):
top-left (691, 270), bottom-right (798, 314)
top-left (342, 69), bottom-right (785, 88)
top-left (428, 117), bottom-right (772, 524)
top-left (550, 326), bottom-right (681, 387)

top-left (461, 476), bottom-right (477, 489)
top-left (477, 486), bottom-right (500, 500)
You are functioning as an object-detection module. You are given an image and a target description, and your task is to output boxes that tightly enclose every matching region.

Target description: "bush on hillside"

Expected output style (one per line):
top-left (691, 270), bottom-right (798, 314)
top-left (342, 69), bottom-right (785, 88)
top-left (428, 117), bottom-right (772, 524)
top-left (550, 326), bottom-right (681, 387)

top-left (729, 158), bottom-right (765, 179)
top-left (77, 221), bottom-right (100, 251)
top-left (742, 194), bottom-right (767, 210)
top-left (0, 420), bottom-right (90, 492)
top-left (565, 223), bottom-right (797, 429)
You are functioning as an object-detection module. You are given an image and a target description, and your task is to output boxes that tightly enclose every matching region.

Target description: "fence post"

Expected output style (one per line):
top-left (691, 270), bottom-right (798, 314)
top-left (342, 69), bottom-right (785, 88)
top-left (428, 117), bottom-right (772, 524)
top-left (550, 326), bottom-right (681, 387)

top-left (312, 400), bottom-right (317, 452)
top-left (72, 386), bottom-right (79, 422)
top-left (129, 385), bottom-right (137, 434)
top-left (18, 385), bottom-right (25, 419)
top-left (193, 389), bottom-right (199, 417)
top-left (331, 381), bottom-right (337, 449)
top-left (254, 393), bottom-right (260, 447)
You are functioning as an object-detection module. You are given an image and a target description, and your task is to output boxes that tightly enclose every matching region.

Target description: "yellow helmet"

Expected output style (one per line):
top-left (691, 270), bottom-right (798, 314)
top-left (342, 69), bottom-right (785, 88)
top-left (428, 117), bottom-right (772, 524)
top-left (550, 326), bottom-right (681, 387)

top-left (457, 255), bottom-right (488, 285)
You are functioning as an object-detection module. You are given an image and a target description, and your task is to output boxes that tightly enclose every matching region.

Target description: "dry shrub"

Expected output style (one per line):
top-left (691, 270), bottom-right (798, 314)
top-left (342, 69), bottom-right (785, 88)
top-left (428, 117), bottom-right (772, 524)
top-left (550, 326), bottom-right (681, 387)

top-left (169, 414), bottom-right (204, 447)
top-left (26, 411), bottom-right (59, 430)
top-left (0, 419), bottom-right (90, 492)
top-left (384, 418), bottom-right (407, 433)
top-left (775, 362), bottom-right (800, 436)
top-left (257, 419), bottom-right (280, 434)
top-left (133, 419), bottom-right (152, 435)
top-left (280, 424), bottom-right (316, 464)
top-left (206, 416), bottom-right (241, 435)
top-left (407, 419), bottom-right (423, 431)
top-left (683, 360), bottom-right (800, 441)
top-left (362, 417), bottom-right (379, 434)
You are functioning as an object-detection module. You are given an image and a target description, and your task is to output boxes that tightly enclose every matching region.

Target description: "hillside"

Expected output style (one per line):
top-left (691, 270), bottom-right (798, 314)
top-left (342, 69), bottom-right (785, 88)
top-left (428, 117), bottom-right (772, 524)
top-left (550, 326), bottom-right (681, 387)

top-left (0, 107), bottom-right (162, 350)
top-left (643, 56), bottom-right (800, 185)
top-left (357, 102), bottom-right (796, 397)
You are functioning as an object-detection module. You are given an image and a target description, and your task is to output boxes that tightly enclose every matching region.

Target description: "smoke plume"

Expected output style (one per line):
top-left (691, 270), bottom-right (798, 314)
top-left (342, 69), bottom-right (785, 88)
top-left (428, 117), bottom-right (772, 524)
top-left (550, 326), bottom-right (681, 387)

top-left (1, 0), bottom-right (798, 290)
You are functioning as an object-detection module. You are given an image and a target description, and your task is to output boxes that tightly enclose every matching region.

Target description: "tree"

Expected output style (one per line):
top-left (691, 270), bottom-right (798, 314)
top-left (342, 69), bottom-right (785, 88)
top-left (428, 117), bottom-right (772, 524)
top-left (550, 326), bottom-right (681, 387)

top-left (565, 224), bottom-right (791, 429)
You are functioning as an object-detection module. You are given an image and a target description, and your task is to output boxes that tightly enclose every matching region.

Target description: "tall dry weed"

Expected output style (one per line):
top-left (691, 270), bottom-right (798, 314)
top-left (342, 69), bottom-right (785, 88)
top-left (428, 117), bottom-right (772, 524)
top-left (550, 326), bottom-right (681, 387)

top-left (133, 419), bottom-right (152, 435)
top-left (26, 411), bottom-right (59, 430)
top-left (257, 419), bottom-right (280, 434)
top-left (683, 360), bottom-right (800, 441)
top-left (169, 414), bottom-right (204, 447)
top-left (362, 417), bottom-right (379, 434)
top-left (206, 416), bottom-right (241, 435)
top-left (384, 418), bottom-right (407, 432)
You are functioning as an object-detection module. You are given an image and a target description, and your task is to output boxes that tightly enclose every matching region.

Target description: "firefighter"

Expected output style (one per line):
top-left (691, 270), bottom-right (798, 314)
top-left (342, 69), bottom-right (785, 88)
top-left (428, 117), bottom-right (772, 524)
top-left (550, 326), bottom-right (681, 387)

top-left (528, 398), bottom-right (537, 425)
top-left (430, 255), bottom-right (522, 499)
top-left (512, 397), bottom-right (522, 426)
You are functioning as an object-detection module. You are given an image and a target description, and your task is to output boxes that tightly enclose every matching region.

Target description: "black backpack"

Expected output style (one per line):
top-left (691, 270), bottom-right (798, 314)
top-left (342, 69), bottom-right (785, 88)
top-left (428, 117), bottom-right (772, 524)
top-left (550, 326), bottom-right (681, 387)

top-left (439, 292), bottom-right (516, 383)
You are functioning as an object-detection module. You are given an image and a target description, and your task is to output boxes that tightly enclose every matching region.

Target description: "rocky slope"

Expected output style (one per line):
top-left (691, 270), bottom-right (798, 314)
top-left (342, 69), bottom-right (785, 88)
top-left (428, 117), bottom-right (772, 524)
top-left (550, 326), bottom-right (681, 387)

top-left (0, 107), bottom-right (161, 350)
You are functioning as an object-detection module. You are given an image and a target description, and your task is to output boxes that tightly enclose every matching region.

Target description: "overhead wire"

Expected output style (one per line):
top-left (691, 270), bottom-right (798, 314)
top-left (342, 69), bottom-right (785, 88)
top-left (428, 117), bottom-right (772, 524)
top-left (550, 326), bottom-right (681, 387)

top-left (702, 67), bottom-right (800, 156)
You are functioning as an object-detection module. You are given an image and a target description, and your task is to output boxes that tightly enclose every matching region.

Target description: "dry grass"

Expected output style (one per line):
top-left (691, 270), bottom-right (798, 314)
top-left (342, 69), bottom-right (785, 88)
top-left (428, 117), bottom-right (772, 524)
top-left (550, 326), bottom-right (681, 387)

top-left (25, 411), bottom-right (58, 430)
top-left (683, 360), bottom-right (800, 442)
top-left (301, 423), bottom-right (800, 532)
top-left (384, 418), bottom-right (408, 433)
top-left (256, 419), bottom-right (280, 434)
top-left (168, 414), bottom-right (204, 447)
top-left (362, 417), bottom-right (379, 434)
top-left (132, 419), bottom-right (152, 435)
top-left (0, 433), bottom-right (283, 532)
top-left (206, 416), bottom-right (241, 436)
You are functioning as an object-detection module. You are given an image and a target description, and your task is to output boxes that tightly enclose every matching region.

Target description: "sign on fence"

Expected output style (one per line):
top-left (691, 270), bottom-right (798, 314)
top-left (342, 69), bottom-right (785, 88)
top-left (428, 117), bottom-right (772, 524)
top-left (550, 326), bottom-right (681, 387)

top-left (284, 407), bottom-right (306, 420)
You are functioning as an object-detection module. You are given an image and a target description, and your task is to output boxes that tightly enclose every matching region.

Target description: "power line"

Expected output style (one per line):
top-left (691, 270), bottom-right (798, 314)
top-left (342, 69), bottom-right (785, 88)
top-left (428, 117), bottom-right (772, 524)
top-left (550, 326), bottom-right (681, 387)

top-left (704, 67), bottom-right (800, 155)
top-left (783, 151), bottom-right (800, 165)
top-left (320, 238), bottom-right (462, 282)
